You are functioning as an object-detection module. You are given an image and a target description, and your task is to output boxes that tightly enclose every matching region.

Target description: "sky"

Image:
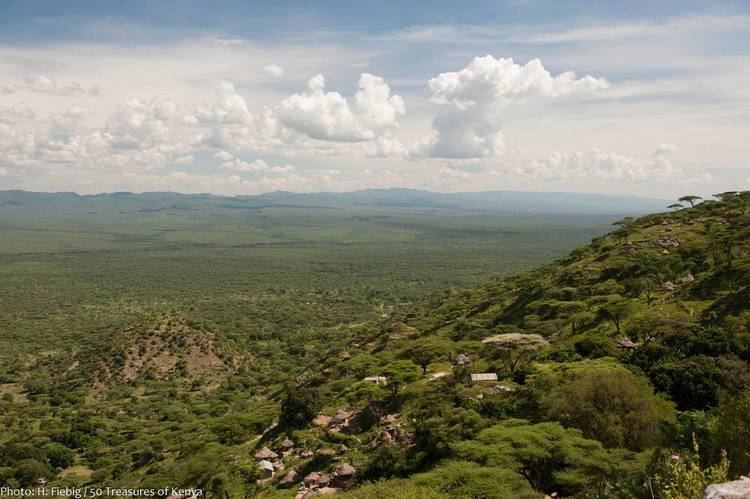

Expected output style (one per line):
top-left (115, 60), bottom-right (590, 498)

top-left (0, 0), bottom-right (749, 198)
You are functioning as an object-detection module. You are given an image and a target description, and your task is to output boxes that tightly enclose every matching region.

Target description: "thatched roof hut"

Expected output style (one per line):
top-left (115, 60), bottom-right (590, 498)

top-left (304, 472), bottom-right (321, 487)
top-left (280, 469), bottom-right (302, 487)
top-left (332, 409), bottom-right (351, 425)
top-left (335, 463), bottom-right (356, 478)
top-left (255, 446), bottom-right (279, 461)
top-left (615, 337), bottom-right (636, 350)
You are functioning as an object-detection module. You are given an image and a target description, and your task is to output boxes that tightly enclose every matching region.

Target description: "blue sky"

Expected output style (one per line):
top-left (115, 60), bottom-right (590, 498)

top-left (0, 0), bottom-right (748, 197)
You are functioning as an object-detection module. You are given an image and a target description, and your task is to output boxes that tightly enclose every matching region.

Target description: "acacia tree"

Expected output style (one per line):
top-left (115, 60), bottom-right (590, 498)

top-left (612, 217), bottom-right (635, 242)
top-left (667, 203), bottom-right (684, 211)
top-left (599, 296), bottom-right (634, 334)
top-left (383, 360), bottom-right (420, 399)
top-left (403, 338), bottom-right (451, 375)
top-left (482, 333), bottom-right (549, 374)
top-left (678, 195), bottom-right (702, 207)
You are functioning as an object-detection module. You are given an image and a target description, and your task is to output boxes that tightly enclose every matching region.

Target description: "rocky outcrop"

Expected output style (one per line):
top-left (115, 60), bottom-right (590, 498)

top-left (703, 480), bottom-right (750, 499)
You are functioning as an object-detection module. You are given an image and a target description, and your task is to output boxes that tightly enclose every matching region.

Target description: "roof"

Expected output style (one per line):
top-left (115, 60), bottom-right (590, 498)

top-left (281, 438), bottom-right (295, 448)
top-left (455, 353), bottom-right (471, 365)
top-left (281, 470), bottom-right (302, 484)
top-left (333, 409), bottom-right (351, 422)
top-left (254, 446), bottom-right (279, 460)
top-left (257, 460), bottom-right (274, 472)
top-left (336, 463), bottom-right (356, 476)
top-left (616, 337), bottom-right (636, 349)
top-left (471, 373), bottom-right (498, 381)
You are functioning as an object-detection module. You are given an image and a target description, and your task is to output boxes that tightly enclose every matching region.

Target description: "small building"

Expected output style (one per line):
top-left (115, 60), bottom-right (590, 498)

top-left (255, 446), bottom-right (279, 462)
top-left (332, 409), bottom-right (352, 426)
top-left (280, 469), bottom-right (302, 488)
top-left (333, 463), bottom-right (357, 489)
top-left (304, 472), bottom-right (321, 487)
top-left (257, 460), bottom-right (275, 479)
top-left (681, 273), bottom-right (695, 284)
top-left (615, 337), bottom-right (636, 350)
top-left (363, 376), bottom-right (388, 385)
top-left (280, 438), bottom-right (295, 453)
top-left (454, 353), bottom-right (471, 366)
top-left (471, 373), bottom-right (498, 383)
top-left (662, 281), bottom-right (677, 291)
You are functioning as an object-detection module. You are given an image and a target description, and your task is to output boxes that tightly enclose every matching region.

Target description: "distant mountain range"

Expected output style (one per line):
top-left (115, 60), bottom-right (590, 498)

top-left (0, 188), bottom-right (672, 215)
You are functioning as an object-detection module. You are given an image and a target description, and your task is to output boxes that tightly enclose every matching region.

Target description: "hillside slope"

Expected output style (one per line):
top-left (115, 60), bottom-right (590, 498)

top-left (0, 192), bottom-right (748, 498)
top-left (264, 191), bottom-right (750, 498)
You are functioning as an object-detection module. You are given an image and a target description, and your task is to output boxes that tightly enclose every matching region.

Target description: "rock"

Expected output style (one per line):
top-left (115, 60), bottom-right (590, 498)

top-left (703, 480), bottom-right (750, 498)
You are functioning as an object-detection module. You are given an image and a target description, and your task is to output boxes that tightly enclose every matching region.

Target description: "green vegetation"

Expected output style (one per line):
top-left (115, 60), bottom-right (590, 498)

top-left (1, 189), bottom-right (749, 498)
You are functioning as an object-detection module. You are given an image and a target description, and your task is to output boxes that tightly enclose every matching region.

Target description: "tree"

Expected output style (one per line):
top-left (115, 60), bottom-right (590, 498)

top-left (280, 385), bottom-right (319, 428)
top-left (383, 360), bottom-right (420, 399)
top-left (599, 295), bottom-right (634, 334)
top-left (667, 203), bottom-right (684, 211)
top-left (678, 195), bottom-right (702, 208)
top-left (412, 460), bottom-right (538, 499)
top-left (453, 419), bottom-right (628, 496)
top-left (482, 333), bottom-right (548, 374)
top-left (538, 361), bottom-right (675, 451)
top-left (612, 217), bottom-right (635, 242)
top-left (402, 338), bottom-right (451, 375)
top-left (44, 443), bottom-right (74, 469)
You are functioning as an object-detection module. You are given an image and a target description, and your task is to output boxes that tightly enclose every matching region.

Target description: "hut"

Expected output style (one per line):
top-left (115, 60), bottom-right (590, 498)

top-left (363, 376), bottom-right (387, 385)
top-left (681, 273), bottom-right (695, 284)
top-left (257, 460), bottom-right (275, 479)
top-left (281, 438), bottom-right (295, 453)
top-left (255, 446), bottom-right (279, 462)
top-left (454, 353), bottom-right (471, 366)
top-left (304, 472), bottom-right (321, 487)
top-left (334, 463), bottom-right (357, 489)
top-left (615, 337), bottom-right (636, 350)
top-left (332, 409), bottom-right (352, 426)
top-left (470, 373), bottom-right (498, 384)
top-left (280, 469), bottom-right (303, 488)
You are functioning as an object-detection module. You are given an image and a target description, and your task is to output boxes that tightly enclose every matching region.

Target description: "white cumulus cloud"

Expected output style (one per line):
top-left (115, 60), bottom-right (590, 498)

top-left (277, 73), bottom-right (405, 142)
top-left (516, 147), bottom-right (682, 181)
top-left (414, 56), bottom-right (608, 159)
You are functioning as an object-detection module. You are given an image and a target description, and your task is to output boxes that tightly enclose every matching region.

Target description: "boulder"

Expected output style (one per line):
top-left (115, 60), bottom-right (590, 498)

top-left (703, 480), bottom-right (750, 499)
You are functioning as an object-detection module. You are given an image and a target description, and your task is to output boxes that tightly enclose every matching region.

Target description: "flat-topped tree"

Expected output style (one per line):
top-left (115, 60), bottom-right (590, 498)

top-left (667, 203), bottom-right (684, 211)
top-left (482, 333), bottom-right (549, 374)
top-left (612, 217), bottom-right (635, 242)
top-left (678, 195), bottom-right (702, 207)
top-left (402, 338), bottom-right (452, 375)
top-left (599, 295), bottom-right (634, 334)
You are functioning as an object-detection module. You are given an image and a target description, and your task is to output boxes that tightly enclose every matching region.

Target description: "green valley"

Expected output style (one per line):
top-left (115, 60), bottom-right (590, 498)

top-left (0, 189), bottom-right (748, 498)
